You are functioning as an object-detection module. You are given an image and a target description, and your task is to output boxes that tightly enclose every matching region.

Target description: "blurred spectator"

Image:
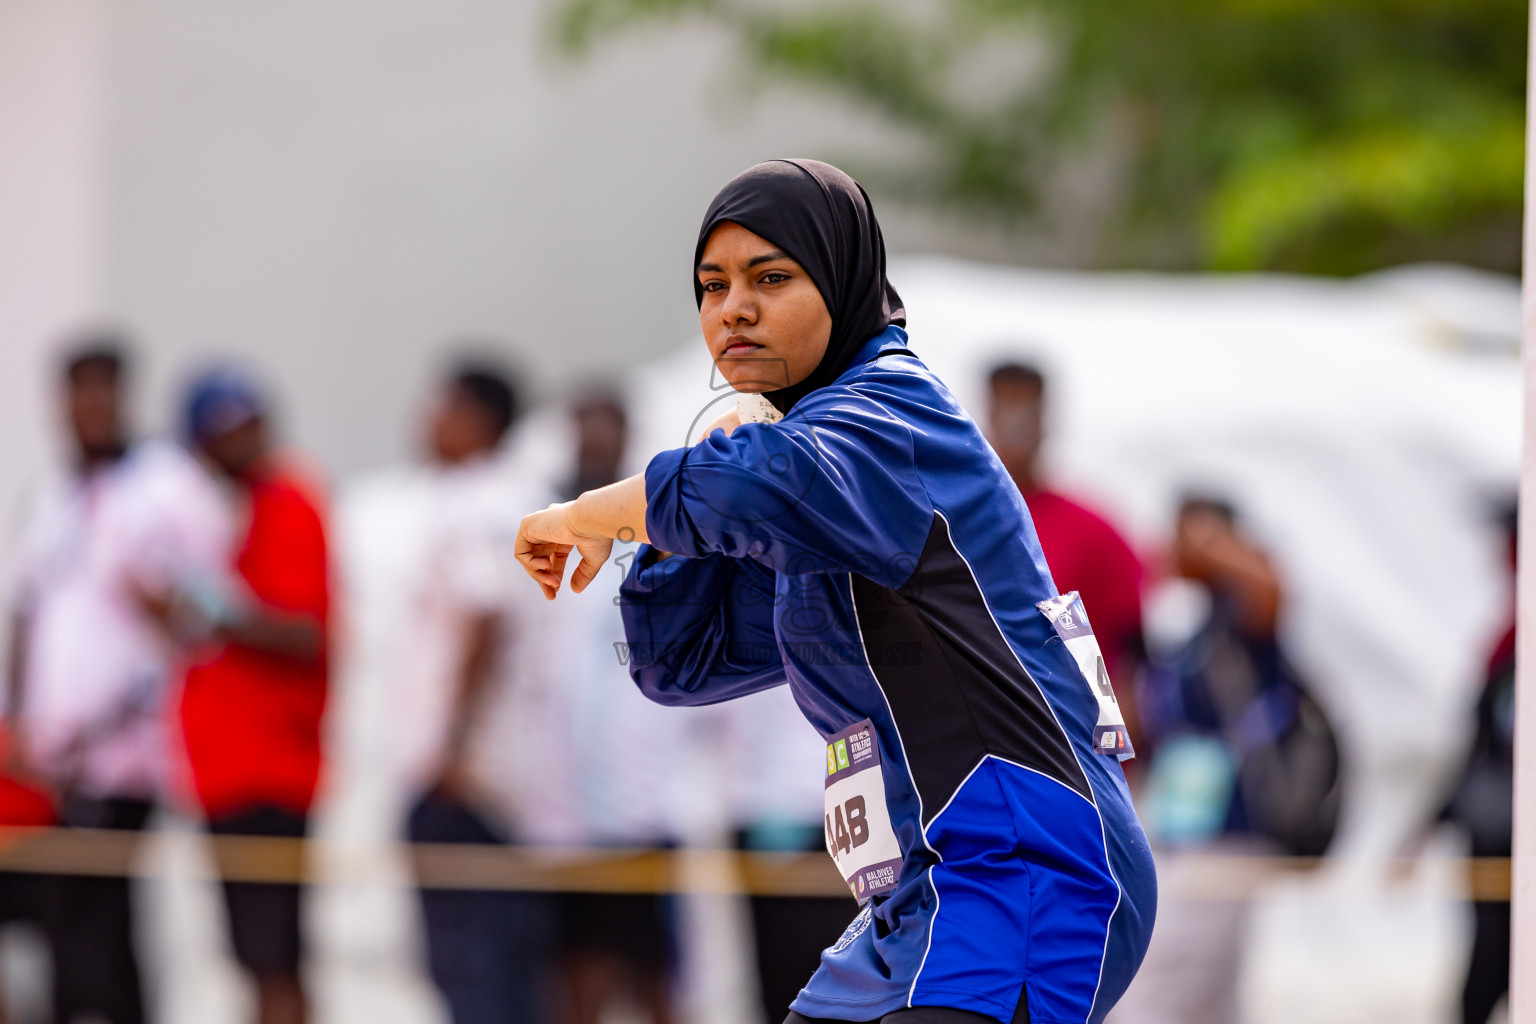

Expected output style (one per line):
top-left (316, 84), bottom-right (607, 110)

top-left (7, 337), bottom-right (228, 1024)
top-left (177, 369), bottom-right (331, 1024)
top-left (543, 392), bottom-right (682, 1024)
top-left (1118, 495), bottom-right (1341, 1024)
top-left (394, 362), bottom-right (553, 1024)
top-left (1436, 501), bottom-right (1516, 1024)
top-left (1145, 496), bottom-right (1342, 856)
top-left (985, 362), bottom-right (1145, 747)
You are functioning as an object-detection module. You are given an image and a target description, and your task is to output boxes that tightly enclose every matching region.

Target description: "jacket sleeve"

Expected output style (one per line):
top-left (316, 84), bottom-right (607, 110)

top-left (619, 545), bottom-right (786, 706)
top-left (643, 388), bottom-right (934, 588)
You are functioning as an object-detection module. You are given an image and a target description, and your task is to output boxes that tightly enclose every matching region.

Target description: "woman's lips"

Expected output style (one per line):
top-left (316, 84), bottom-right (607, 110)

top-left (723, 337), bottom-right (764, 357)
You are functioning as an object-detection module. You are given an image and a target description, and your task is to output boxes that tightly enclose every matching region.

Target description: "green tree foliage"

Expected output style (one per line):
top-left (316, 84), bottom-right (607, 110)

top-left (556, 0), bottom-right (1526, 273)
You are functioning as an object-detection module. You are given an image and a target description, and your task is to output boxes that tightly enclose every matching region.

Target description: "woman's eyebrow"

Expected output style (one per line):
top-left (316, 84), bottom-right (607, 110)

top-left (747, 250), bottom-right (793, 267)
top-left (696, 250), bottom-right (795, 275)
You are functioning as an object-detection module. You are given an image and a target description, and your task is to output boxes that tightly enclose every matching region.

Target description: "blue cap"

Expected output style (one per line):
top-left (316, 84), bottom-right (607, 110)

top-left (183, 367), bottom-right (266, 444)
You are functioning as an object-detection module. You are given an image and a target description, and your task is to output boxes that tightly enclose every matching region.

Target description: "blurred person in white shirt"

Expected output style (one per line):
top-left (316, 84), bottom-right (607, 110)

top-left (7, 337), bottom-right (229, 1024)
top-left (389, 361), bottom-right (555, 1024)
top-left (529, 392), bottom-right (690, 1024)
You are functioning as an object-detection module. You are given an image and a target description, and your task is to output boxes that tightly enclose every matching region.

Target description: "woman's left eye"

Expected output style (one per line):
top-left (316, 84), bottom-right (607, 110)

top-left (761, 272), bottom-right (790, 285)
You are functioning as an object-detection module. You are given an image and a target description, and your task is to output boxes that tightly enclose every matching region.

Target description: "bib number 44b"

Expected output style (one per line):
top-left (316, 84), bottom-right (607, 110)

top-left (823, 720), bottom-right (903, 901)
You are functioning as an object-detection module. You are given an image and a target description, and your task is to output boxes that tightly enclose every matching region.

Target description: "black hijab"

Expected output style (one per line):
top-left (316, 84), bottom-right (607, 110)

top-left (694, 159), bottom-right (905, 413)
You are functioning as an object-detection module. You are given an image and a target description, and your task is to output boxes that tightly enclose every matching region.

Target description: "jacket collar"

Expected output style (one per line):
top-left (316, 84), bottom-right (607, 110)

top-left (840, 325), bottom-right (909, 379)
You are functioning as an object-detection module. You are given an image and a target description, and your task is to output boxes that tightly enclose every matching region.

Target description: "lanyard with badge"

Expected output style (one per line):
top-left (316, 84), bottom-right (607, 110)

top-left (1038, 591), bottom-right (1135, 761)
top-left (823, 719), bottom-right (903, 902)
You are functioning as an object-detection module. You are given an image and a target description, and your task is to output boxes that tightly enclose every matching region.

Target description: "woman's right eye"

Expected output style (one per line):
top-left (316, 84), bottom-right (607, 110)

top-left (701, 280), bottom-right (726, 293)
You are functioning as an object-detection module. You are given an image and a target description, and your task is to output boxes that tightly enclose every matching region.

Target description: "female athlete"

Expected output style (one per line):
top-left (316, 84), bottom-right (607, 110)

top-left (515, 159), bottom-right (1155, 1024)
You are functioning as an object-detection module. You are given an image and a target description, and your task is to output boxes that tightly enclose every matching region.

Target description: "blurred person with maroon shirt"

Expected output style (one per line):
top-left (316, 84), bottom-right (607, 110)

top-left (177, 369), bottom-right (329, 1024)
top-left (986, 362), bottom-right (1146, 750)
top-left (1434, 501), bottom-right (1517, 1024)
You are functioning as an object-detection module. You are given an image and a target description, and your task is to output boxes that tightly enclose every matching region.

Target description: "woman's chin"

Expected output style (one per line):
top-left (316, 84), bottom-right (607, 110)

top-left (713, 359), bottom-right (787, 394)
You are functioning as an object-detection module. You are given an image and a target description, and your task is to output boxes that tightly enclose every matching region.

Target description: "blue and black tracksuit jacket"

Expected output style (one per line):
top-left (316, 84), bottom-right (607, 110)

top-left (620, 325), bottom-right (1156, 1024)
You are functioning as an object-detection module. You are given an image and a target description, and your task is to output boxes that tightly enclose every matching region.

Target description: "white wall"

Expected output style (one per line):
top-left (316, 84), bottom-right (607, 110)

top-left (96, 0), bottom-right (910, 475)
top-left (0, 0), bottom-right (106, 524)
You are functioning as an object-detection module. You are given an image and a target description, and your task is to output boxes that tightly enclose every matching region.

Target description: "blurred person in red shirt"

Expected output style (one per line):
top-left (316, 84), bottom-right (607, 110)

top-left (986, 361), bottom-right (1145, 749)
top-left (177, 368), bottom-right (330, 1024)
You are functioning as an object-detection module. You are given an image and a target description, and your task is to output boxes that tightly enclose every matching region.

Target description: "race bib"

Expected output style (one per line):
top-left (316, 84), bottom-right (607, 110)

top-left (1037, 592), bottom-right (1135, 761)
top-left (824, 719), bottom-right (903, 901)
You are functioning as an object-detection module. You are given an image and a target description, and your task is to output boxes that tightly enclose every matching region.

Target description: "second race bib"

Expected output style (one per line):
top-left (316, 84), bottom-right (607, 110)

top-left (1038, 591), bottom-right (1136, 761)
top-left (824, 719), bottom-right (903, 901)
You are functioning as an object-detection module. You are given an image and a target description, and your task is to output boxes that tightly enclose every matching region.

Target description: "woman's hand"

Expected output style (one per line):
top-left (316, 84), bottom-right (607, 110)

top-left (515, 501), bottom-right (615, 601)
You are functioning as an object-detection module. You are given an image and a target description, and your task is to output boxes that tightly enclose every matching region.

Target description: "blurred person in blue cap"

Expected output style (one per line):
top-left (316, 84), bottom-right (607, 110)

top-left (176, 366), bottom-right (331, 1024)
top-left (8, 335), bottom-right (229, 1024)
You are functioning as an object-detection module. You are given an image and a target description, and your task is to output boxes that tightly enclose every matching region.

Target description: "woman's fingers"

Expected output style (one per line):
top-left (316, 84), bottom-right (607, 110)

top-left (516, 541), bottom-right (565, 574)
top-left (524, 549), bottom-right (570, 596)
top-left (568, 537), bottom-right (615, 595)
top-left (533, 572), bottom-right (560, 602)
top-left (516, 506), bottom-right (577, 592)
top-left (548, 547), bottom-right (572, 590)
top-left (515, 502), bottom-right (617, 599)
top-left (516, 513), bottom-right (573, 595)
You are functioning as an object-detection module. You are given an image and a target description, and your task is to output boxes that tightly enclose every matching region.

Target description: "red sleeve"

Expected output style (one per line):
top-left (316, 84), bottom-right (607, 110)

top-left (238, 480), bottom-right (330, 624)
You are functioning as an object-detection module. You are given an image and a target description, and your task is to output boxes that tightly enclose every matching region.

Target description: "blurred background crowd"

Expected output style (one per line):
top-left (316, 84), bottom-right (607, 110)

top-left (0, 2), bottom-right (1526, 1024)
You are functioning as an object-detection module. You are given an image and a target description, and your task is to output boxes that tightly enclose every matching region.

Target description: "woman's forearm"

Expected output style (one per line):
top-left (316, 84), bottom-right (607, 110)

top-left (567, 472), bottom-right (650, 544)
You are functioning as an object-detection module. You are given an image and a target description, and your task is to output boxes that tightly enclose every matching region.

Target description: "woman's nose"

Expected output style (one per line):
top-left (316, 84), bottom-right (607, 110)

top-left (721, 288), bottom-right (756, 324)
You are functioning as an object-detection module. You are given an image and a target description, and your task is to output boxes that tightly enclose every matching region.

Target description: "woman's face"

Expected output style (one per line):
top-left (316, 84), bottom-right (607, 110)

top-left (697, 222), bottom-right (832, 393)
